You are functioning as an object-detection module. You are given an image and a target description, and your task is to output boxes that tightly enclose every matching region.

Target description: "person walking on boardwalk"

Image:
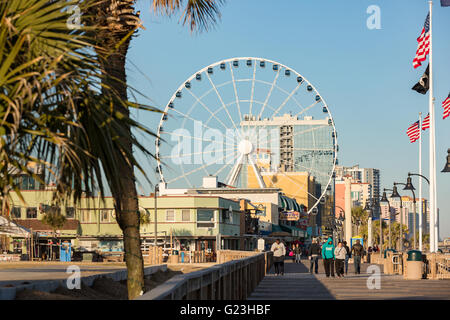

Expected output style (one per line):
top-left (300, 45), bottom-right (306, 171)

top-left (271, 239), bottom-right (286, 276)
top-left (351, 239), bottom-right (364, 274)
top-left (294, 243), bottom-right (302, 264)
top-left (321, 237), bottom-right (335, 278)
top-left (343, 241), bottom-right (350, 275)
top-left (289, 244), bottom-right (295, 262)
top-left (334, 242), bottom-right (346, 278)
top-left (308, 239), bottom-right (321, 274)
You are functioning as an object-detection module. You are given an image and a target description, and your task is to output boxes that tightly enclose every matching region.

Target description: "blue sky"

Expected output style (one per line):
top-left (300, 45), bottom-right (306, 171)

top-left (126, 0), bottom-right (450, 239)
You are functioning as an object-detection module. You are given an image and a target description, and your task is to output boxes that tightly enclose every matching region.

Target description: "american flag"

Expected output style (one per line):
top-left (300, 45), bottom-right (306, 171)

top-left (413, 13), bottom-right (430, 69)
top-left (443, 93), bottom-right (450, 120)
top-left (422, 113), bottom-right (430, 130)
top-left (407, 121), bottom-right (420, 143)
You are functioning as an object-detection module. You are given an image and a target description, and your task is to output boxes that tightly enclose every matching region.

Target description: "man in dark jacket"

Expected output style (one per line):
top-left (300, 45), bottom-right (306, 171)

top-left (351, 240), bottom-right (364, 274)
top-left (308, 239), bottom-right (321, 274)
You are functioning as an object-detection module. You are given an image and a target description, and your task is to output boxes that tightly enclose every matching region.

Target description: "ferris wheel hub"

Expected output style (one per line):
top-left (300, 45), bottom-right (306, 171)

top-left (238, 139), bottom-right (253, 155)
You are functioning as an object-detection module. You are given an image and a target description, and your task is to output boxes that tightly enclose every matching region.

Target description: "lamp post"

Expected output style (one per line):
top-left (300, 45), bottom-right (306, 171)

top-left (338, 214), bottom-right (345, 242)
top-left (441, 148), bottom-right (450, 173)
top-left (335, 205), bottom-right (345, 242)
top-left (154, 184), bottom-right (159, 247)
top-left (400, 178), bottom-right (417, 249)
top-left (389, 186), bottom-right (403, 251)
top-left (381, 190), bottom-right (392, 250)
top-left (408, 172), bottom-right (430, 252)
top-left (369, 197), bottom-right (382, 254)
top-left (364, 199), bottom-right (374, 248)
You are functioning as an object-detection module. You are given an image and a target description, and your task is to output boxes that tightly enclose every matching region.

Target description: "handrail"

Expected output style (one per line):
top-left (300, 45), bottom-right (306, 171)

top-left (136, 250), bottom-right (272, 300)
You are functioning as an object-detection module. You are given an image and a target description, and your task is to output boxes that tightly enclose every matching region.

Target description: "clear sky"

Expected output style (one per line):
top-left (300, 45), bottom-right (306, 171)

top-left (125, 0), bottom-right (450, 239)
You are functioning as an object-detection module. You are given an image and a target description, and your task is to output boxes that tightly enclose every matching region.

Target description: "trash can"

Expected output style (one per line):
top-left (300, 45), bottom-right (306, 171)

top-left (180, 251), bottom-right (185, 263)
top-left (404, 250), bottom-right (423, 280)
top-left (407, 250), bottom-right (422, 261)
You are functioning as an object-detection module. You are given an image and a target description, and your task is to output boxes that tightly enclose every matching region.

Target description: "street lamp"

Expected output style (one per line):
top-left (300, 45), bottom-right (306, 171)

top-left (381, 189), bottom-right (393, 250)
top-left (154, 183), bottom-right (159, 247)
top-left (390, 185), bottom-right (404, 251)
top-left (364, 198), bottom-right (374, 248)
top-left (442, 148), bottom-right (450, 173)
top-left (407, 173), bottom-right (430, 252)
top-left (335, 205), bottom-right (345, 242)
top-left (401, 178), bottom-right (417, 249)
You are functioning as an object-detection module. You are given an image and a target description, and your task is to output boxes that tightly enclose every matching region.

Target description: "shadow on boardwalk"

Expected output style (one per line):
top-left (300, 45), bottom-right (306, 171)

top-left (248, 258), bottom-right (450, 300)
top-left (249, 258), bottom-right (335, 300)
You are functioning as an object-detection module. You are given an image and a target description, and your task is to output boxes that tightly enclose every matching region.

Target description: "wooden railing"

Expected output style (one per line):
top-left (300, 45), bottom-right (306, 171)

top-left (143, 248), bottom-right (213, 264)
top-left (424, 253), bottom-right (450, 280)
top-left (217, 250), bottom-right (273, 274)
top-left (377, 251), bottom-right (450, 280)
top-left (136, 250), bottom-right (273, 300)
top-left (177, 250), bottom-right (213, 263)
top-left (143, 246), bottom-right (164, 265)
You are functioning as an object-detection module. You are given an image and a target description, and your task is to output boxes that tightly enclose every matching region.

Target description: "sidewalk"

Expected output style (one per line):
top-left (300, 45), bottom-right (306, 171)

top-left (248, 259), bottom-right (450, 300)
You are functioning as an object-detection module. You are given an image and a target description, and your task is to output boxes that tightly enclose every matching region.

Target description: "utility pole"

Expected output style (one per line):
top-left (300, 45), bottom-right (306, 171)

top-left (154, 184), bottom-right (159, 247)
top-left (344, 177), bottom-right (352, 246)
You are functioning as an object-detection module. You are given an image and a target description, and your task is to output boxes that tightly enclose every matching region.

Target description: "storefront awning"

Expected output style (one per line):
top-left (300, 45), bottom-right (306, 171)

top-left (272, 224), bottom-right (283, 233)
top-left (278, 194), bottom-right (305, 212)
top-left (0, 216), bottom-right (31, 236)
top-left (280, 224), bottom-right (306, 238)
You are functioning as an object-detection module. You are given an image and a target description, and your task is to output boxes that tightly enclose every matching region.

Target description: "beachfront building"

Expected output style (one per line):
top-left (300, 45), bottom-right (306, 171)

top-left (4, 189), bottom-right (243, 257)
top-left (160, 176), bottom-right (310, 240)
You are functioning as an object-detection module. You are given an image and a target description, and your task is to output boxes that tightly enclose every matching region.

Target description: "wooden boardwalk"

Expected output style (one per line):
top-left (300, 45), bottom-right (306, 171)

top-left (248, 259), bottom-right (450, 300)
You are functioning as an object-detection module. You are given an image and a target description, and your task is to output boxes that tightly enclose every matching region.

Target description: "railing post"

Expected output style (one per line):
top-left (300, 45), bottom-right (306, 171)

top-left (431, 253), bottom-right (437, 279)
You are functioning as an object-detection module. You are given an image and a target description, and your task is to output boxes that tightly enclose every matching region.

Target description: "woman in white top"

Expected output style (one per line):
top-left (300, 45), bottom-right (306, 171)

top-left (334, 242), bottom-right (347, 278)
top-left (271, 239), bottom-right (286, 276)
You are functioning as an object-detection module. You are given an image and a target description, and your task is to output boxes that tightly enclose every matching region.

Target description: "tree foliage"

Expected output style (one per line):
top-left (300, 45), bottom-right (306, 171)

top-left (0, 0), bottom-right (157, 215)
top-left (40, 209), bottom-right (67, 232)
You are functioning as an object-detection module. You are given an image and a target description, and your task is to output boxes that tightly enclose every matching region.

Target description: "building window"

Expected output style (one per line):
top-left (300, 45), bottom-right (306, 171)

top-left (11, 207), bottom-right (21, 219)
top-left (100, 210), bottom-right (110, 223)
top-left (197, 209), bottom-right (215, 228)
top-left (181, 209), bottom-right (190, 222)
top-left (66, 207), bottom-right (75, 219)
top-left (166, 210), bottom-right (175, 222)
top-left (26, 207), bottom-right (37, 219)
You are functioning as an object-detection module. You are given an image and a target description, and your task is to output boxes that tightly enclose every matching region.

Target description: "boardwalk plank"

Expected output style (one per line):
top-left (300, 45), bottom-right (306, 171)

top-left (248, 259), bottom-right (450, 300)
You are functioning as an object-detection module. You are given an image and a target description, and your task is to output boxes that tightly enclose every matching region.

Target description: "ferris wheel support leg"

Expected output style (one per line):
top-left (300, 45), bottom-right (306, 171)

top-left (226, 154), bottom-right (244, 187)
top-left (248, 155), bottom-right (266, 189)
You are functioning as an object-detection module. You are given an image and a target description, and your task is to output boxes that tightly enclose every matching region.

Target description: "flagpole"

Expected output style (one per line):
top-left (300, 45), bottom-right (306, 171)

top-left (419, 112), bottom-right (423, 252)
top-left (428, 0), bottom-right (437, 253)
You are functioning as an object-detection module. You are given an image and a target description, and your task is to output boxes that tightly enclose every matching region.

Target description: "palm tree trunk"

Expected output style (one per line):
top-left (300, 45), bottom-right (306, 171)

top-left (104, 39), bottom-right (145, 301)
top-left (87, 0), bottom-right (144, 299)
top-left (103, 48), bottom-right (145, 301)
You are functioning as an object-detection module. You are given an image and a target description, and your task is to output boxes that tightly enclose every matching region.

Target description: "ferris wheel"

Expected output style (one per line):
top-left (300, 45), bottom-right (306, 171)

top-left (156, 57), bottom-right (338, 214)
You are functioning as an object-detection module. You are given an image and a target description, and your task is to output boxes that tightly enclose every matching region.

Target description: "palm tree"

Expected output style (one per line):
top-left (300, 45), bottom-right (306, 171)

top-left (1, 0), bottom-right (158, 299)
top-left (84, 0), bottom-right (224, 299)
top-left (351, 206), bottom-right (368, 235)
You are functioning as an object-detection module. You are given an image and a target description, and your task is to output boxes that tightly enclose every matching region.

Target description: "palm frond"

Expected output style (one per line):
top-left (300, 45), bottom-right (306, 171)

top-left (152, 0), bottom-right (224, 32)
top-left (0, 0), bottom-right (159, 213)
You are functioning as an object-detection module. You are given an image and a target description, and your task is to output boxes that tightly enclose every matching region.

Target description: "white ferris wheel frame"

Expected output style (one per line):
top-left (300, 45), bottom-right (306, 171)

top-left (155, 57), bottom-right (338, 214)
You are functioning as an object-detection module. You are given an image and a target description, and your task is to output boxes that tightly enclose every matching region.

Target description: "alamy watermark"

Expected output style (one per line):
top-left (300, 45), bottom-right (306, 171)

top-left (366, 264), bottom-right (381, 289)
top-left (167, 122), bottom-right (282, 166)
top-left (367, 5), bottom-right (381, 30)
top-left (66, 3), bottom-right (81, 30)
top-left (66, 265), bottom-right (81, 289)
